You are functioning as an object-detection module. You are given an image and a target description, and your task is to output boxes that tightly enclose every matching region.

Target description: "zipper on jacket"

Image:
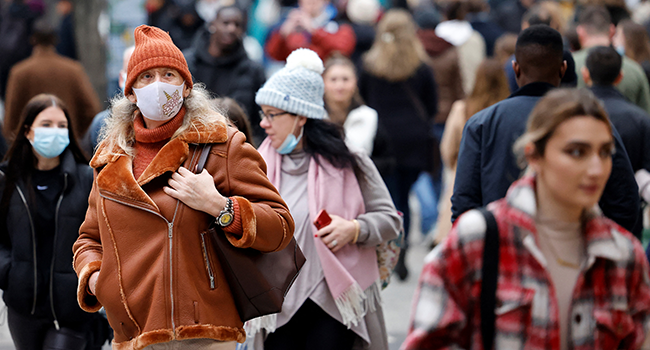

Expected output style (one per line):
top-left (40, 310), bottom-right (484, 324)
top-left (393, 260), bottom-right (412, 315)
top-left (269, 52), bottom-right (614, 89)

top-left (15, 186), bottom-right (38, 315)
top-left (168, 221), bottom-right (175, 330)
top-left (200, 232), bottom-right (215, 289)
top-left (49, 173), bottom-right (67, 331)
top-left (100, 193), bottom-right (181, 332)
top-left (98, 146), bottom-right (198, 333)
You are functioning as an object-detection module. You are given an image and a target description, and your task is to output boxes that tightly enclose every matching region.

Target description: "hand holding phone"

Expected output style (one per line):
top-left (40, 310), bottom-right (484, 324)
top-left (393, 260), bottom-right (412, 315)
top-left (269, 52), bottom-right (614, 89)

top-left (313, 209), bottom-right (332, 230)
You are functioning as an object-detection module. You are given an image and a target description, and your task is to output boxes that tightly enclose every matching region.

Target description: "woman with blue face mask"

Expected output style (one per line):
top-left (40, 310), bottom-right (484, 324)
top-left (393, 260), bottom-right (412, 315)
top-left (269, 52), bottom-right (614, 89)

top-left (252, 48), bottom-right (401, 350)
top-left (0, 94), bottom-right (108, 349)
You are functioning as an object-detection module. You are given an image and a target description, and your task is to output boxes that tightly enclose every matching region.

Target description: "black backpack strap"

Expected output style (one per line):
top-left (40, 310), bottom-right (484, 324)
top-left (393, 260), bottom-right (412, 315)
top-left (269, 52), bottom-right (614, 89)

top-left (478, 207), bottom-right (499, 350)
top-left (196, 144), bottom-right (212, 173)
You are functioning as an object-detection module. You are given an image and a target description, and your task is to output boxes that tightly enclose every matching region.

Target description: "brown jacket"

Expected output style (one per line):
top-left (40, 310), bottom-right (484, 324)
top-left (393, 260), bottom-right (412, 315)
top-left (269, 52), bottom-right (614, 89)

top-left (72, 118), bottom-right (294, 349)
top-left (418, 29), bottom-right (464, 125)
top-left (4, 47), bottom-right (101, 141)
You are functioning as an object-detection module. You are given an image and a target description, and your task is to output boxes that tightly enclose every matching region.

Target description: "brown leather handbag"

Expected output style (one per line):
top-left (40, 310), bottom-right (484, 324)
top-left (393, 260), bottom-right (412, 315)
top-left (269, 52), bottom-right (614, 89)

top-left (196, 144), bottom-right (306, 322)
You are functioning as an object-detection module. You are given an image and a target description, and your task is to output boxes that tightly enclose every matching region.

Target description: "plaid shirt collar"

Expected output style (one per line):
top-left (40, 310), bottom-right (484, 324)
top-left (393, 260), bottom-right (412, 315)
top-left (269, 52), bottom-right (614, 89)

top-left (502, 175), bottom-right (631, 267)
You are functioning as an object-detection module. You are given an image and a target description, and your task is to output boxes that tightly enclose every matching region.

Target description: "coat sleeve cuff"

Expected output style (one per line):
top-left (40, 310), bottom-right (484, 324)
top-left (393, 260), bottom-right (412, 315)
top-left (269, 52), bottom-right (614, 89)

top-left (224, 196), bottom-right (256, 249)
top-left (77, 260), bottom-right (102, 312)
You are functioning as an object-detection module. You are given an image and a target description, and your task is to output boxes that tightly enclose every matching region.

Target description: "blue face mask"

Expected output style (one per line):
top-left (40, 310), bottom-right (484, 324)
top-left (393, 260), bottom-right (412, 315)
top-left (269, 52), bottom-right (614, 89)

top-left (276, 118), bottom-right (304, 155)
top-left (615, 45), bottom-right (625, 56)
top-left (30, 127), bottom-right (69, 159)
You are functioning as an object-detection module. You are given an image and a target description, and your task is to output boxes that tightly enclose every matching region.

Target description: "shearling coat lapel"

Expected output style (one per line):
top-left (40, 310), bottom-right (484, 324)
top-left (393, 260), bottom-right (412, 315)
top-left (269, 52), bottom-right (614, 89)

top-left (90, 116), bottom-right (229, 211)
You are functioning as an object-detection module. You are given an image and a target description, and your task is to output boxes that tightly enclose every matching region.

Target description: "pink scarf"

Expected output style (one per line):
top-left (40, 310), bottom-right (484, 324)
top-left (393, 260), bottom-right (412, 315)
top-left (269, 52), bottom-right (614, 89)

top-left (258, 139), bottom-right (380, 327)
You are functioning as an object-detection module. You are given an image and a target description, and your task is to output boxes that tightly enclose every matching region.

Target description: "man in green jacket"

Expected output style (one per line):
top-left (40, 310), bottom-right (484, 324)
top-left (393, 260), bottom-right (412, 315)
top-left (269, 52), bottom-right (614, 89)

top-left (574, 5), bottom-right (650, 114)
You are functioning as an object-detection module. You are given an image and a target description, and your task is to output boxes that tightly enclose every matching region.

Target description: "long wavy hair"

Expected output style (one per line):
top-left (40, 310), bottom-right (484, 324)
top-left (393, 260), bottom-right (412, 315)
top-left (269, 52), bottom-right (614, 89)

top-left (465, 59), bottom-right (511, 120)
top-left (363, 9), bottom-right (428, 82)
top-left (99, 83), bottom-right (226, 158)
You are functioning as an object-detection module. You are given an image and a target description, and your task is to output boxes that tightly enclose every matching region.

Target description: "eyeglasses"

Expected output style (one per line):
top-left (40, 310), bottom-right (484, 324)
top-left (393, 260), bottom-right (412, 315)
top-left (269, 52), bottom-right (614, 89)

top-left (259, 110), bottom-right (296, 122)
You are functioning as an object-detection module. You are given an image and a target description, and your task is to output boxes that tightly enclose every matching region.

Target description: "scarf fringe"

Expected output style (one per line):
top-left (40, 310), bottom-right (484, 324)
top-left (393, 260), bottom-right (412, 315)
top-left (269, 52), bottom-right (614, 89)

top-left (243, 313), bottom-right (277, 337)
top-left (335, 282), bottom-right (368, 328)
top-left (364, 280), bottom-right (382, 313)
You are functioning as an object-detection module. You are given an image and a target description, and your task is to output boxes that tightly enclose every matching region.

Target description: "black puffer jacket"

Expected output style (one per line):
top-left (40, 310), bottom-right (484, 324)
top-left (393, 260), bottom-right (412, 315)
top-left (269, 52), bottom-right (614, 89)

top-left (184, 28), bottom-right (267, 143)
top-left (0, 149), bottom-right (93, 328)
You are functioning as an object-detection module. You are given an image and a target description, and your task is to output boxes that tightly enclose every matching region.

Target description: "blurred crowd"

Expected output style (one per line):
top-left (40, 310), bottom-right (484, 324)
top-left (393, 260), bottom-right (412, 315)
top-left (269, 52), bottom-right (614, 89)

top-left (1, 0), bottom-right (650, 348)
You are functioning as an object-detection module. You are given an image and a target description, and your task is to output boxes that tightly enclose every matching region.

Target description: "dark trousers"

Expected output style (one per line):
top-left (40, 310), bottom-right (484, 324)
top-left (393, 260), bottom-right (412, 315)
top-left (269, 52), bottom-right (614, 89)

top-left (8, 308), bottom-right (88, 350)
top-left (384, 166), bottom-right (421, 242)
top-left (264, 299), bottom-right (356, 350)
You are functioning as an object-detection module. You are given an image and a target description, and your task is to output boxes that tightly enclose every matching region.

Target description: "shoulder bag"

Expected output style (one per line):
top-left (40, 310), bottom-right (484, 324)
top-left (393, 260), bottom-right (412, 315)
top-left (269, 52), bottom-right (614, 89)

top-left (196, 144), bottom-right (306, 322)
top-left (478, 207), bottom-right (499, 350)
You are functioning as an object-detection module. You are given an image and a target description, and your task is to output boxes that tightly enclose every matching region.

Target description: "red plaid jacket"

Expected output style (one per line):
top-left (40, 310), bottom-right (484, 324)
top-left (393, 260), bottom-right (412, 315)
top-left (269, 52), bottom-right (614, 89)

top-left (403, 176), bottom-right (650, 350)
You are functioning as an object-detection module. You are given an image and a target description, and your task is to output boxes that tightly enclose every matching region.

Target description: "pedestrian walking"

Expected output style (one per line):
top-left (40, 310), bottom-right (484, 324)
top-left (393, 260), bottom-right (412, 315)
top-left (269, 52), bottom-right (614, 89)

top-left (3, 19), bottom-right (100, 143)
top-left (583, 46), bottom-right (650, 176)
top-left (574, 6), bottom-right (650, 113)
top-left (250, 48), bottom-right (401, 350)
top-left (434, 58), bottom-right (510, 245)
top-left (0, 94), bottom-right (108, 349)
top-left (265, 0), bottom-right (356, 61)
top-left (403, 88), bottom-right (650, 350)
top-left (184, 5), bottom-right (267, 144)
top-left (612, 19), bottom-right (650, 84)
top-left (323, 53), bottom-right (377, 156)
top-left (72, 25), bottom-right (295, 350)
top-left (359, 9), bottom-right (438, 281)
top-left (451, 25), bottom-right (641, 237)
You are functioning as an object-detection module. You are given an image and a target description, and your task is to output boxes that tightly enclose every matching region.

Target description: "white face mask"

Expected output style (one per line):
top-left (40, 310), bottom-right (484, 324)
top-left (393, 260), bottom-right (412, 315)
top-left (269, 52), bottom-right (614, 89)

top-left (133, 81), bottom-right (185, 121)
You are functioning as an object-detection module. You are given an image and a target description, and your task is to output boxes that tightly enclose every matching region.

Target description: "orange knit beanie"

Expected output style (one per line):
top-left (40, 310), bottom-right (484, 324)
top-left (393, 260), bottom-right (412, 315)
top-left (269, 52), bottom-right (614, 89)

top-left (124, 25), bottom-right (193, 95)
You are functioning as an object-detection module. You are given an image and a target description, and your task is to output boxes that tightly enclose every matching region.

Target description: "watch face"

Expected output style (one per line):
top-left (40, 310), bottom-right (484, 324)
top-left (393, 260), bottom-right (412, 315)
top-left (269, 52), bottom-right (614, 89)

top-left (219, 212), bottom-right (234, 226)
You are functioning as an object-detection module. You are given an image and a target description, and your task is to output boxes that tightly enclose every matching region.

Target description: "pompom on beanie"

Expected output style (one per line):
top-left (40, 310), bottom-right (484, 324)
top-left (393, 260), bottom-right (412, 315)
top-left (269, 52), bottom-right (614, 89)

top-left (124, 25), bottom-right (193, 95)
top-left (255, 48), bottom-right (326, 119)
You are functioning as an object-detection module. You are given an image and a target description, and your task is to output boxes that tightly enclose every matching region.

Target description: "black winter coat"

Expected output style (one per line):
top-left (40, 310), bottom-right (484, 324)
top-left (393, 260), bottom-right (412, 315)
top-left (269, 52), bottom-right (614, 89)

top-left (359, 64), bottom-right (438, 172)
top-left (184, 29), bottom-right (266, 143)
top-left (590, 85), bottom-right (650, 173)
top-left (0, 149), bottom-right (93, 328)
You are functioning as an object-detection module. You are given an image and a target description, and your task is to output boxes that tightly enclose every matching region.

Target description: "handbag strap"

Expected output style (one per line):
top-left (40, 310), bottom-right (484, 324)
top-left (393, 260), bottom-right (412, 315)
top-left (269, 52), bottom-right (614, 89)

top-left (478, 207), bottom-right (499, 350)
top-left (196, 144), bottom-right (212, 173)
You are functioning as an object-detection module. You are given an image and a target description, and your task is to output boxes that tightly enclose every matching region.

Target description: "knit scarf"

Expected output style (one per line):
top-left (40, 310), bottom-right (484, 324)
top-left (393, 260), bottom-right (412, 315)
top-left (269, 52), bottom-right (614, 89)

top-left (258, 139), bottom-right (380, 327)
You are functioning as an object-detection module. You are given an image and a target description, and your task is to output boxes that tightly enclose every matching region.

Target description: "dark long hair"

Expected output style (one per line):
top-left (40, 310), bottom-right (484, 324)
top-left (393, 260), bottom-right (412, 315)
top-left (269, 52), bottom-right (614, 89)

top-left (303, 118), bottom-right (358, 171)
top-left (1, 94), bottom-right (87, 216)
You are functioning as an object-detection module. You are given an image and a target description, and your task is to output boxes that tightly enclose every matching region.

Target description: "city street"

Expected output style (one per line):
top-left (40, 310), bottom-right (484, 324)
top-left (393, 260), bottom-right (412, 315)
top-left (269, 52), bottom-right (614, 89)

top-left (0, 197), bottom-right (430, 350)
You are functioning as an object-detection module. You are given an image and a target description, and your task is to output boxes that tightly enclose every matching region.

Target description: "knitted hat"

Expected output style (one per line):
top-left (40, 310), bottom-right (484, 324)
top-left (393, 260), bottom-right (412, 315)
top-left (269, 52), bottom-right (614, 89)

top-left (124, 25), bottom-right (193, 95)
top-left (255, 49), bottom-right (326, 119)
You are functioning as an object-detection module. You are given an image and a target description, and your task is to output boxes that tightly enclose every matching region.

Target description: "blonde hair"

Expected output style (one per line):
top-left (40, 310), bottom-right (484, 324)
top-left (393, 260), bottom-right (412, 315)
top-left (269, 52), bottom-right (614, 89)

top-left (513, 88), bottom-right (612, 168)
top-left (99, 83), bottom-right (225, 157)
top-left (362, 9), bottom-right (428, 82)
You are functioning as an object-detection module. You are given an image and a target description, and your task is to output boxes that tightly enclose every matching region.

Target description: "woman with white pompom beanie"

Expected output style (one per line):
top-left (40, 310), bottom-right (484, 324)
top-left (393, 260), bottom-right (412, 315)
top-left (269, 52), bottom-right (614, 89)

top-left (249, 48), bottom-right (401, 350)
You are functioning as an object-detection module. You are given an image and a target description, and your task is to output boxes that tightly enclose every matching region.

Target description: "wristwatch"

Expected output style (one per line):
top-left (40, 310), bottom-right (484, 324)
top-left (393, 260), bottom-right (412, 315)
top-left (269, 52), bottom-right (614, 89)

top-left (217, 197), bottom-right (234, 227)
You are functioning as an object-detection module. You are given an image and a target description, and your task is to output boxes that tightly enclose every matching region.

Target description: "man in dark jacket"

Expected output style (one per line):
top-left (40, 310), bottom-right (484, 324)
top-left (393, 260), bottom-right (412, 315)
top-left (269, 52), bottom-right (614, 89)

top-left (451, 25), bottom-right (641, 236)
top-left (584, 46), bottom-right (650, 236)
top-left (184, 5), bottom-right (266, 143)
top-left (584, 46), bottom-right (650, 174)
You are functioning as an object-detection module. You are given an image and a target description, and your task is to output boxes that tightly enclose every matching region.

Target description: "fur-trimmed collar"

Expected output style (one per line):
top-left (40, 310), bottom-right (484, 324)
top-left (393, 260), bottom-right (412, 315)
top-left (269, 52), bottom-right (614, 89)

top-left (89, 117), bottom-right (228, 210)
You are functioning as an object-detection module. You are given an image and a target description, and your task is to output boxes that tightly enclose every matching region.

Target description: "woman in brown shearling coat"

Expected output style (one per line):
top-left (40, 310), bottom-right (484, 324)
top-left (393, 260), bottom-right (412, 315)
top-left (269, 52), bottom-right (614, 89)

top-left (72, 25), bottom-right (294, 350)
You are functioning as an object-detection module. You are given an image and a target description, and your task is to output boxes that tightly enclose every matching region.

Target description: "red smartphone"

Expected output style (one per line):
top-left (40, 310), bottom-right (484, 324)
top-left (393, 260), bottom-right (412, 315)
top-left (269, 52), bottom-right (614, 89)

top-left (314, 209), bottom-right (332, 230)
